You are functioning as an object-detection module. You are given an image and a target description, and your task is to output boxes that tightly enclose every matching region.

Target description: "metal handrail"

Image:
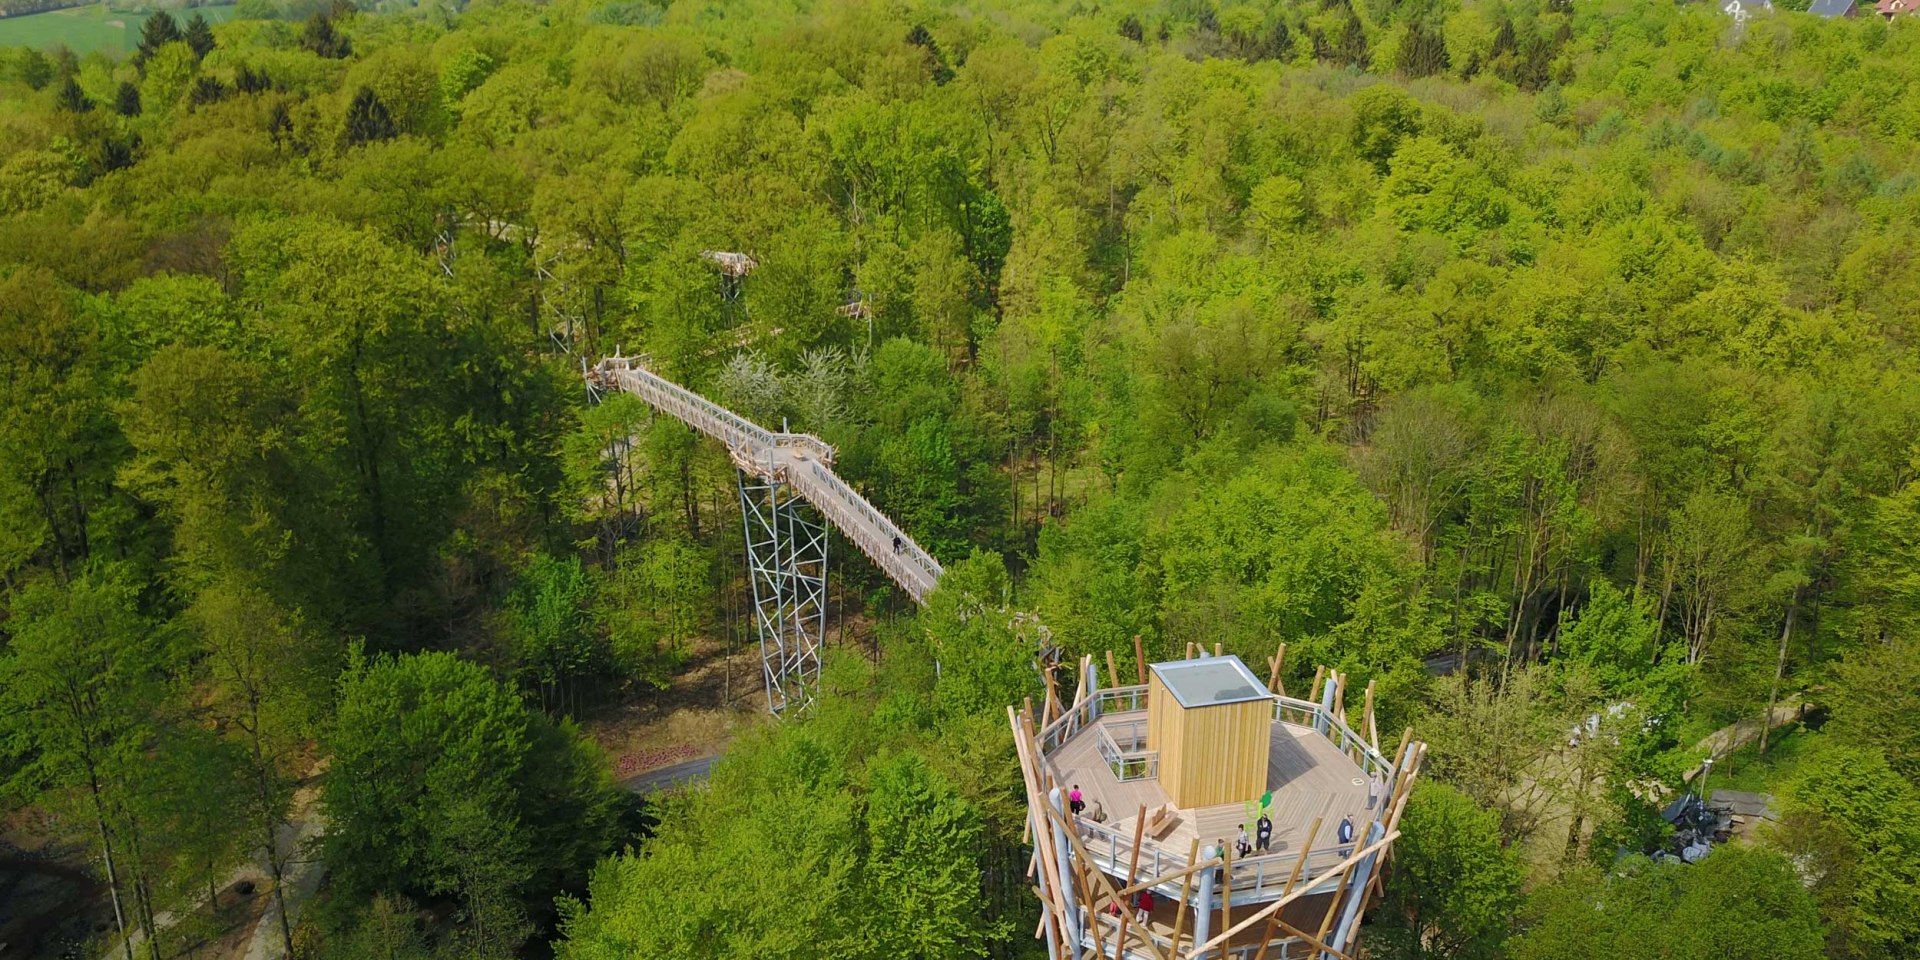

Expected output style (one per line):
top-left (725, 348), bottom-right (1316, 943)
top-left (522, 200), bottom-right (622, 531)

top-left (1040, 686), bottom-right (1396, 900)
top-left (1095, 719), bottom-right (1157, 782)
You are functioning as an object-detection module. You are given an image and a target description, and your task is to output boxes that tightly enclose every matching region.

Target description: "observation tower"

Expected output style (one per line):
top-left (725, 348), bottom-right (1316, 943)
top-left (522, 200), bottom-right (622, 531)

top-left (1008, 647), bottom-right (1426, 960)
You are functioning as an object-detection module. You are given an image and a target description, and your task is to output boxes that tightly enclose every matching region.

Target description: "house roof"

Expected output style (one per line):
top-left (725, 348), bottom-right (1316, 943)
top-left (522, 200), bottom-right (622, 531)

top-left (1807, 0), bottom-right (1855, 16)
top-left (1149, 655), bottom-right (1271, 709)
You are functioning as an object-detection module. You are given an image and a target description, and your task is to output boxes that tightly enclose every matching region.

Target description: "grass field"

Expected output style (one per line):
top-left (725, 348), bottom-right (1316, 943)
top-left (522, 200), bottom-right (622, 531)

top-left (0, 4), bottom-right (236, 55)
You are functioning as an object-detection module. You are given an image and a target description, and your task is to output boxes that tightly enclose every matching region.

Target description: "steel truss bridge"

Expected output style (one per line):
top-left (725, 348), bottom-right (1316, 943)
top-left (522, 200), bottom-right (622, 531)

top-left (588, 353), bottom-right (946, 714)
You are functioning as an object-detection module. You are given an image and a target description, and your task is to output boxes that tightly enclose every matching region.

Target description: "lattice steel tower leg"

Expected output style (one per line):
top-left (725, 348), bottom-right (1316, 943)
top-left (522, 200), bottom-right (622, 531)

top-left (738, 472), bottom-right (827, 715)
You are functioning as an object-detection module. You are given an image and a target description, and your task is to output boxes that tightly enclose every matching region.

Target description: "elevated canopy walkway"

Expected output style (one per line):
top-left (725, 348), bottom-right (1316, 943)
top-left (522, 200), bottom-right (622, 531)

top-left (590, 353), bottom-right (943, 604)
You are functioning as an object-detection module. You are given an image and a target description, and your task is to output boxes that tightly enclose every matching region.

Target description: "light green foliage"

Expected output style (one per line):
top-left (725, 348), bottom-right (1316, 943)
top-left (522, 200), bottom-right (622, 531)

top-left (1775, 746), bottom-right (1920, 958)
top-left (863, 752), bottom-right (989, 958)
top-left (0, 570), bottom-right (165, 801)
top-left (1827, 637), bottom-right (1920, 786)
top-left (554, 727), bottom-right (870, 959)
top-left (140, 41), bottom-right (199, 116)
top-left (1376, 782), bottom-right (1522, 960)
top-left (922, 550), bottom-right (1037, 720)
top-left (438, 45), bottom-right (494, 111)
top-left (556, 692), bottom-right (993, 960)
top-left (598, 534), bottom-right (711, 690)
top-left (505, 552), bottom-right (599, 713)
top-left (1511, 846), bottom-right (1825, 960)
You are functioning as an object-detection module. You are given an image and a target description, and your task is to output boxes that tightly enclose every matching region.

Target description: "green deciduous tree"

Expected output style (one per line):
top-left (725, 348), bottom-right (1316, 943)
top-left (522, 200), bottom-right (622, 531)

top-left (0, 570), bottom-right (169, 960)
top-left (323, 650), bottom-right (618, 955)
top-left (1773, 746), bottom-right (1920, 959)
top-left (1511, 846), bottom-right (1824, 960)
top-left (1375, 782), bottom-right (1522, 960)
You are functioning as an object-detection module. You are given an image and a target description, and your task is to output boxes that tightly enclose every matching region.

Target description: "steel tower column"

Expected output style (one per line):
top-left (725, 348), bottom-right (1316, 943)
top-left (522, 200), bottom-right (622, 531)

top-left (738, 471), bottom-right (827, 715)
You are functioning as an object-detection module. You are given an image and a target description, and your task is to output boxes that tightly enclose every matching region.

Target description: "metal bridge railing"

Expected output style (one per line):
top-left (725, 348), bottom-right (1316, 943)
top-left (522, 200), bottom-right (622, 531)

top-left (797, 462), bottom-right (942, 603)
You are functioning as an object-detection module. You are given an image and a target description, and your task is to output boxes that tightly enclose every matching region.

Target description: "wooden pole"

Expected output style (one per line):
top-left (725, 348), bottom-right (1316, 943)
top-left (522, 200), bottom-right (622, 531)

top-left (1273, 919), bottom-right (1357, 960)
top-left (1170, 838), bottom-right (1200, 957)
top-left (1113, 805), bottom-right (1148, 955)
top-left (1313, 863), bottom-right (1351, 947)
top-left (1107, 650), bottom-right (1122, 690)
top-left (1310, 666), bottom-right (1326, 705)
top-left (1075, 856), bottom-right (1109, 957)
top-left (1213, 642), bottom-right (1223, 657)
top-left (1044, 803), bottom-right (1174, 960)
top-left (1184, 831), bottom-right (1399, 958)
top-left (1110, 853), bottom-right (1226, 901)
top-left (1134, 635), bottom-right (1148, 683)
top-left (1009, 706), bottom-right (1074, 954)
top-left (1186, 642), bottom-right (1196, 660)
top-left (1362, 680), bottom-right (1378, 749)
top-left (1267, 643), bottom-right (1287, 696)
top-left (1285, 818), bottom-right (1321, 895)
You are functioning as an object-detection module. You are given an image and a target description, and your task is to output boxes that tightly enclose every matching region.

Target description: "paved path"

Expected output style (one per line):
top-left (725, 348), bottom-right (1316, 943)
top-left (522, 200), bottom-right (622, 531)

top-left (620, 756), bottom-right (720, 796)
top-left (241, 809), bottom-right (326, 960)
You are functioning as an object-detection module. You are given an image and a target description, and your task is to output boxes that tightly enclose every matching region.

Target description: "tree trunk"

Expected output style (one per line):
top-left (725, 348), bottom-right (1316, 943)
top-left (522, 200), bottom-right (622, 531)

top-left (1759, 590), bottom-right (1800, 755)
top-left (246, 704), bottom-right (297, 960)
top-left (91, 777), bottom-right (136, 960)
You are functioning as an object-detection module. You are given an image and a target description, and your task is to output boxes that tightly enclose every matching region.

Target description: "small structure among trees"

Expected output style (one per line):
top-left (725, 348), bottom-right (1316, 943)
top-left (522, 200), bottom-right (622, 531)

top-left (1009, 648), bottom-right (1426, 959)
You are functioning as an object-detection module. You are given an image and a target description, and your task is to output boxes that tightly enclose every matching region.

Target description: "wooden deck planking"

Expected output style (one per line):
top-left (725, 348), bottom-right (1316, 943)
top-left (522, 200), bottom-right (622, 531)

top-left (1046, 714), bottom-right (1374, 868)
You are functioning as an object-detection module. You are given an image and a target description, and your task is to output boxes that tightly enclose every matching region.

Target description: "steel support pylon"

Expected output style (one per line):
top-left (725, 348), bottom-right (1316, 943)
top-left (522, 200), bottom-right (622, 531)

top-left (738, 471), bottom-right (827, 715)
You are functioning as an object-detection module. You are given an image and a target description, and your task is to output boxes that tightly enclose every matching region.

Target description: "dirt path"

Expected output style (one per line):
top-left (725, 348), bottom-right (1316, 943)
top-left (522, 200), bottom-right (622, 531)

top-left (1683, 696), bottom-right (1803, 781)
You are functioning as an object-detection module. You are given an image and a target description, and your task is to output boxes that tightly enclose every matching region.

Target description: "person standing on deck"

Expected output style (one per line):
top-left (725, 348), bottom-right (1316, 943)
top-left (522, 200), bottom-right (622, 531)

top-left (1255, 813), bottom-right (1273, 853)
top-left (1069, 784), bottom-right (1084, 815)
top-left (1236, 826), bottom-right (1252, 858)
top-left (1135, 889), bottom-right (1154, 925)
top-left (1337, 816), bottom-right (1355, 857)
top-left (1368, 771), bottom-right (1383, 810)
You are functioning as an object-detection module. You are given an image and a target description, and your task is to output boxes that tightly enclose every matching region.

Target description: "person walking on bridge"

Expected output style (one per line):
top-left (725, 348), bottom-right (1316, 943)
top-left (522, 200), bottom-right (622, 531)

top-left (892, 534), bottom-right (902, 553)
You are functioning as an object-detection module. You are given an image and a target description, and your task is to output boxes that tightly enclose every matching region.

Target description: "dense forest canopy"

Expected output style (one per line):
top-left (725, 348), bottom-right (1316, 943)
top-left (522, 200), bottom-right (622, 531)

top-left (2, 0), bottom-right (1919, 957)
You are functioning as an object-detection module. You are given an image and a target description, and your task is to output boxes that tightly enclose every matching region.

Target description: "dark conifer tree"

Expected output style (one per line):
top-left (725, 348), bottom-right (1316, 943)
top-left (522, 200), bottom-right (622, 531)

top-left (114, 80), bottom-right (142, 117)
top-left (301, 13), bottom-right (351, 59)
top-left (99, 137), bottom-right (136, 172)
top-left (905, 25), bottom-right (953, 85)
top-left (235, 63), bottom-right (271, 95)
top-left (184, 13), bottom-right (216, 59)
top-left (1119, 14), bottom-right (1144, 42)
top-left (17, 48), bottom-right (54, 90)
top-left (136, 11), bottom-right (182, 65)
top-left (1265, 19), bottom-right (1294, 60)
top-left (343, 86), bottom-right (395, 146)
top-left (1398, 19), bottom-right (1449, 78)
top-left (56, 75), bottom-right (91, 113)
top-left (267, 100), bottom-right (294, 147)
top-left (189, 75), bottom-right (230, 107)
top-left (1336, 2), bottom-right (1370, 68)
